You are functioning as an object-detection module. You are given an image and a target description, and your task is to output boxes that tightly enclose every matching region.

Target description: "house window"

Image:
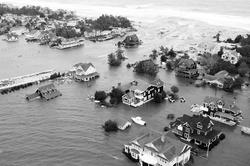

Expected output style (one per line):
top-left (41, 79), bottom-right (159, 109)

top-left (197, 122), bottom-right (203, 129)
top-left (184, 133), bottom-right (189, 138)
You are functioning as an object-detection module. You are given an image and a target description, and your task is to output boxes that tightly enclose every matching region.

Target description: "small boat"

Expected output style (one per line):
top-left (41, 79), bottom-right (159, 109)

top-left (118, 121), bottom-right (132, 130)
top-left (131, 117), bottom-right (146, 126)
top-left (241, 126), bottom-right (250, 135)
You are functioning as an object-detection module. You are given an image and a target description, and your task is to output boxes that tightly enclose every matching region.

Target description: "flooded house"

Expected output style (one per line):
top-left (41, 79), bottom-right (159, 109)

top-left (71, 63), bottom-right (99, 82)
top-left (175, 58), bottom-right (199, 79)
top-left (123, 131), bottom-right (191, 166)
top-left (121, 79), bottom-right (164, 107)
top-left (171, 114), bottom-right (222, 150)
top-left (26, 84), bottom-right (62, 101)
top-left (203, 70), bottom-right (231, 88)
top-left (4, 32), bottom-right (18, 42)
top-left (202, 96), bottom-right (243, 126)
top-left (122, 34), bottom-right (141, 48)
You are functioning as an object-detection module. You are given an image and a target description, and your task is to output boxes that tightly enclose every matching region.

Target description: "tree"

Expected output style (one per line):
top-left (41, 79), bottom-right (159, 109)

top-left (108, 53), bottom-right (121, 66)
top-left (94, 91), bottom-right (107, 101)
top-left (166, 61), bottom-right (174, 70)
top-left (223, 77), bottom-right (234, 92)
top-left (160, 55), bottom-right (167, 62)
top-left (159, 46), bottom-right (169, 56)
top-left (149, 49), bottom-right (158, 60)
top-left (171, 85), bottom-right (179, 93)
top-left (110, 88), bottom-right (124, 104)
top-left (238, 62), bottom-right (250, 76)
top-left (168, 48), bottom-right (177, 59)
top-left (103, 120), bottom-right (118, 132)
top-left (234, 35), bottom-right (244, 43)
top-left (153, 91), bottom-right (167, 103)
top-left (134, 59), bottom-right (159, 76)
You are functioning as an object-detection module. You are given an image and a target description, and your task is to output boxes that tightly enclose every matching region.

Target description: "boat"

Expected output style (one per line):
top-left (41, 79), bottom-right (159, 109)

top-left (131, 117), bottom-right (146, 126)
top-left (118, 121), bottom-right (132, 130)
top-left (241, 126), bottom-right (250, 135)
top-left (55, 38), bottom-right (84, 49)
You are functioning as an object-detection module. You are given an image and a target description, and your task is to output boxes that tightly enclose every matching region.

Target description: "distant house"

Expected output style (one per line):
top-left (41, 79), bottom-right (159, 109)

top-left (203, 70), bottom-right (230, 88)
top-left (197, 41), bottom-right (221, 54)
top-left (121, 79), bottom-right (164, 107)
top-left (171, 114), bottom-right (221, 150)
top-left (203, 96), bottom-right (242, 118)
top-left (71, 63), bottom-right (99, 82)
top-left (123, 131), bottom-right (191, 166)
top-left (122, 34), bottom-right (141, 48)
top-left (26, 84), bottom-right (62, 101)
top-left (175, 58), bottom-right (199, 79)
top-left (221, 50), bottom-right (241, 64)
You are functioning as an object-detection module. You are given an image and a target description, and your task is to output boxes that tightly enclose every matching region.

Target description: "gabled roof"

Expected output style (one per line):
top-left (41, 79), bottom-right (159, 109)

top-left (131, 131), bottom-right (161, 147)
top-left (177, 114), bottom-right (213, 132)
top-left (73, 63), bottom-right (95, 72)
top-left (37, 84), bottom-right (61, 100)
top-left (203, 96), bottom-right (240, 113)
top-left (151, 79), bottom-right (164, 87)
top-left (177, 58), bottom-right (196, 68)
top-left (37, 83), bottom-right (56, 92)
top-left (145, 132), bottom-right (190, 161)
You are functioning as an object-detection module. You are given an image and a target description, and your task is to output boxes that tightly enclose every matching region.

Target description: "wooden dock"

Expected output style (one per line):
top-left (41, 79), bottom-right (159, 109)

top-left (0, 70), bottom-right (56, 94)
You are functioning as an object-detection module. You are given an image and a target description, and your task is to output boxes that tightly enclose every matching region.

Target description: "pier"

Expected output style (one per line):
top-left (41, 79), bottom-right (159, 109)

top-left (0, 70), bottom-right (57, 95)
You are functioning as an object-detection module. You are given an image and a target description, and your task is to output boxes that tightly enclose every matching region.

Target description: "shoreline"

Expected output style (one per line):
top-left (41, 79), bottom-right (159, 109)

top-left (2, 0), bottom-right (250, 31)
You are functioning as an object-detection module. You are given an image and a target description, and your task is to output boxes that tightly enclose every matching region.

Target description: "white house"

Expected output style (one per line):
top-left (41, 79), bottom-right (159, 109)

top-left (221, 50), bottom-right (241, 64)
top-left (123, 131), bottom-right (191, 166)
top-left (71, 63), bottom-right (99, 81)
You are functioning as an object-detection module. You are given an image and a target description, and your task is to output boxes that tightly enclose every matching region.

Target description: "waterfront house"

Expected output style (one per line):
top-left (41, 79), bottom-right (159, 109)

top-left (4, 32), bottom-right (18, 41)
top-left (202, 96), bottom-right (243, 125)
top-left (221, 49), bottom-right (241, 64)
top-left (121, 79), bottom-right (164, 107)
top-left (203, 70), bottom-right (230, 88)
top-left (71, 63), bottom-right (99, 82)
top-left (175, 58), bottom-right (199, 79)
top-left (123, 131), bottom-right (191, 166)
top-left (26, 84), bottom-right (62, 101)
top-left (171, 114), bottom-right (221, 150)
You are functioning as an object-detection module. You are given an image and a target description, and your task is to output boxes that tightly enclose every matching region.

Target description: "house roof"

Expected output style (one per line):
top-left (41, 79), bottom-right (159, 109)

top-left (177, 114), bottom-right (213, 132)
top-left (73, 63), bottom-right (95, 72)
top-left (37, 84), bottom-right (61, 100)
top-left (151, 79), bottom-right (164, 87)
top-left (177, 58), bottom-right (196, 69)
top-left (131, 131), bottom-right (161, 147)
top-left (123, 34), bottom-right (139, 43)
top-left (130, 81), bottom-right (149, 92)
top-left (190, 129), bottom-right (221, 144)
top-left (203, 96), bottom-right (240, 113)
top-left (145, 132), bottom-right (190, 161)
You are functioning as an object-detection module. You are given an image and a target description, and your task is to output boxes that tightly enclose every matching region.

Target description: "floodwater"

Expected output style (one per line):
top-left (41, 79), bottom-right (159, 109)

top-left (0, 26), bottom-right (250, 166)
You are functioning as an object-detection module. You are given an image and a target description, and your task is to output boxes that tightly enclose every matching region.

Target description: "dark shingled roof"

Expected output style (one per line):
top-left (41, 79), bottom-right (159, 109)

top-left (177, 114), bottom-right (213, 132)
top-left (151, 79), bottom-right (164, 87)
top-left (37, 84), bottom-right (61, 100)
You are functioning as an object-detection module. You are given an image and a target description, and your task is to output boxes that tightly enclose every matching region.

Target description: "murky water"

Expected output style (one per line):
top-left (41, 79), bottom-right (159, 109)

top-left (0, 25), bottom-right (250, 166)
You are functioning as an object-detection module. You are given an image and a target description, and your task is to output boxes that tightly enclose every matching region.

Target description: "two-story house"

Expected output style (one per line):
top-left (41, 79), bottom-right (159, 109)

top-left (171, 114), bottom-right (221, 150)
top-left (202, 96), bottom-right (243, 126)
top-left (121, 79), bottom-right (164, 107)
top-left (123, 131), bottom-right (191, 166)
top-left (175, 58), bottom-right (199, 79)
top-left (71, 63), bottom-right (99, 82)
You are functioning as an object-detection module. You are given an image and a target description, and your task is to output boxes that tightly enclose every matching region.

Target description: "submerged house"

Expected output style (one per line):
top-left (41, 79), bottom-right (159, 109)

top-left (121, 79), bottom-right (164, 107)
top-left (71, 63), bottom-right (99, 82)
top-left (26, 84), bottom-right (62, 101)
top-left (123, 131), bottom-right (191, 166)
top-left (122, 34), bottom-right (141, 48)
top-left (175, 58), bottom-right (199, 79)
top-left (171, 114), bottom-right (221, 150)
top-left (203, 70), bottom-right (230, 88)
top-left (202, 96), bottom-right (243, 125)
top-left (221, 49), bottom-right (241, 65)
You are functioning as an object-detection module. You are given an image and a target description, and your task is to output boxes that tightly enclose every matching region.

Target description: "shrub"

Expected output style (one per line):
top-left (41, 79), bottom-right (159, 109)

top-left (110, 88), bottom-right (124, 104)
top-left (171, 85), bottom-right (179, 93)
top-left (153, 91), bottom-right (166, 103)
top-left (134, 59), bottom-right (159, 76)
top-left (94, 91), bottom-right (107, 101)
top-left (161, 55), bottom-right (168, 62)
top-left (108, 53), bottom-right (122, 66)
top-left (103, 120), bottom-right (118, 132)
